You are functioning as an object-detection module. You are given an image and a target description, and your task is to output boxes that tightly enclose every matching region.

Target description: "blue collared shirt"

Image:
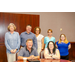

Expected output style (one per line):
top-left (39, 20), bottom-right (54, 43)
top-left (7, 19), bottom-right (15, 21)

top-left (20, 31), bottom-right (37, 49)
top-left (5, 31), bottom-right (20, 54)
top-left (18, 46), bottom-right (38, 57)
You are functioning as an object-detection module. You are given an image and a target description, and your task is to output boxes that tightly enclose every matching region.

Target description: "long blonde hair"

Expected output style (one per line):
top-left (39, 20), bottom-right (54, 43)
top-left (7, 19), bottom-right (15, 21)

top-left (59, 34), bottom-right (69, 44)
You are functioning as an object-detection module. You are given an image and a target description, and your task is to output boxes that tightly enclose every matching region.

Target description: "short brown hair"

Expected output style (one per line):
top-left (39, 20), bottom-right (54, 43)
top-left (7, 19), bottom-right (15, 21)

top-left (26, 24), bottom-right (32, 28)
top-left (8, 23), bottom-right (16, 31)
top-left (26, 39), bottom-right (33, 42)
top-left (34, 27), bottom-right (41, 34)
top-left (47, 29), bottom-right (53, 33)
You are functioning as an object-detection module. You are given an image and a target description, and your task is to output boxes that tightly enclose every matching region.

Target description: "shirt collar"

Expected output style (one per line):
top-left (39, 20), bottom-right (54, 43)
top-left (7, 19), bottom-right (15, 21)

top-left (25, 31), bottom-right (31, 34)
top-left (9, 31), bottom-right (15, 34)
top-left (25, 46), bottom-right (33, 54)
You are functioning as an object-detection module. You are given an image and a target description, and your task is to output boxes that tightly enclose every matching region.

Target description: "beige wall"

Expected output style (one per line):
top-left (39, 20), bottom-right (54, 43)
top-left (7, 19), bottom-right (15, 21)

top-left (10, 12), bottom-right (75, 42)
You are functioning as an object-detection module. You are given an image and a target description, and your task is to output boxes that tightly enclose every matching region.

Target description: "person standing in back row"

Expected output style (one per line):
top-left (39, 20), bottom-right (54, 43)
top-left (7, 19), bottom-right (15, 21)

top-left (44, 29), bottom-right (55, 48)
top-left (5, 23), bottom-right (20, 62)
top-left (56, 34), bottom-right (71, 60)
top-left (20, 25), bottom-right (37, 49)
top-left (34, 27), bottom-right (44, 55)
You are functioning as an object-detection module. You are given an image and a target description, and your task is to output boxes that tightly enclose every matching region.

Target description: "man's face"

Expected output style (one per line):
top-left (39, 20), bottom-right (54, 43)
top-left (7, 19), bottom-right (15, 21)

top-left (26, 41), bottom-right (33, 48)
top-left (26, 26), bottom-right (32, 33)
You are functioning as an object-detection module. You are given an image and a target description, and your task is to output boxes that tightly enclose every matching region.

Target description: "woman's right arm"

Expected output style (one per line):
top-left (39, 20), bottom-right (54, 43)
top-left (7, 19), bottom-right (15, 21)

top-left (5, 33), bottom-right (12, 51)
top-left (44, 49), bottom-right (52, 59)
top-left (56, 41), bottom-right (58, 48)
top-left (56, 44), bottom-right (58, 48)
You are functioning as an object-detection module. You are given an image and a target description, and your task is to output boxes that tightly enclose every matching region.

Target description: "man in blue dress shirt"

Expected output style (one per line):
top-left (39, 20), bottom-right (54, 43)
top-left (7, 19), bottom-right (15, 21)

top-left (20, 25), bottom-right (37, 49)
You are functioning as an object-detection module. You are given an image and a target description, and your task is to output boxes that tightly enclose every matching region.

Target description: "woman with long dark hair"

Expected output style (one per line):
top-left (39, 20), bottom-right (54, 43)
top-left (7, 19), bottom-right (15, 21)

top-left (44, 41), bottom-right (60, 59)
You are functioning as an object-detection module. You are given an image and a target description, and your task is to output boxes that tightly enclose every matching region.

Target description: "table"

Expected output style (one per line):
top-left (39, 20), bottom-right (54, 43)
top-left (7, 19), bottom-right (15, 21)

top-left (16, 59), bottom-right (71, 62)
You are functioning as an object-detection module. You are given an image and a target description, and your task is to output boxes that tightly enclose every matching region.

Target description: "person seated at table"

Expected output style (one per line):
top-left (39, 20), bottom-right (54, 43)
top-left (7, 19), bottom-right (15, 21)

top-left (44, 41), bottom-right (60, 59)
top-left (18, 39), bottom-right (39, 60)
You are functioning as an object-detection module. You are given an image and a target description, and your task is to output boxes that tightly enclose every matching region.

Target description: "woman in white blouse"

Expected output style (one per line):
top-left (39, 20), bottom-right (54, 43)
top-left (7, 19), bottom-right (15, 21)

top-left (34, 27), bottom-right (44, 55)
top-left (44, 41), bottom-right (60, 59)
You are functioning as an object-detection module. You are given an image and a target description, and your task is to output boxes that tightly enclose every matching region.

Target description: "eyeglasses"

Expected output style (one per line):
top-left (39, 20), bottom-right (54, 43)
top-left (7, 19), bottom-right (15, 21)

top-left (36, 29), bottom-right (39, 31)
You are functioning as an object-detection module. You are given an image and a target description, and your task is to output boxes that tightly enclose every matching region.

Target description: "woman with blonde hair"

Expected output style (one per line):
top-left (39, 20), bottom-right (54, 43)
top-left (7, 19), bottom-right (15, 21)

top-left (5, 23), bottom-right (20, 62)
top-left (56, 34), bottom-right (71, 60)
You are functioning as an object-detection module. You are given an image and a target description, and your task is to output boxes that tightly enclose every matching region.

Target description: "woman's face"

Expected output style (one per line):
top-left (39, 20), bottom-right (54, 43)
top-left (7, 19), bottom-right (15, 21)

top-left (60, 35), bottom-right (65, 41)
top-left (35, 28), bottom-right (39, 35)
top-left (9, 25), bottom-right (14, 32)
top-left (49, 42), bottom-right (54, 50)
top-left (48, 31), bottom-right (52, 36)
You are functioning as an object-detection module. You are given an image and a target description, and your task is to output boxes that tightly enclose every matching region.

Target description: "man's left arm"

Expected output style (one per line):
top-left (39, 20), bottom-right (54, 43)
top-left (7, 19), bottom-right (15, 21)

top-left (33, 35), bottom-right (37, 50)
top-left (34, 50), bottom-right (39, 59)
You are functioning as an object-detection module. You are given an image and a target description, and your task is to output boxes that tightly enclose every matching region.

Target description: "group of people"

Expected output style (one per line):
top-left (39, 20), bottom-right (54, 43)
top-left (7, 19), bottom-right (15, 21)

top-left (5, 23), bottom-right (71, 62)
